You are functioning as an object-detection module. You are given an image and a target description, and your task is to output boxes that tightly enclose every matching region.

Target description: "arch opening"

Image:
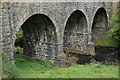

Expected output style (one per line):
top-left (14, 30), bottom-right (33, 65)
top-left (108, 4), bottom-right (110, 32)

top-left (92, 8), bottom-right (119, 65)
top-left (63, 10), bottom-right (89, 64)
top-left (14, 14), bottom-right (57, 62)
top-left (91, 7), bottom-right (108, 45)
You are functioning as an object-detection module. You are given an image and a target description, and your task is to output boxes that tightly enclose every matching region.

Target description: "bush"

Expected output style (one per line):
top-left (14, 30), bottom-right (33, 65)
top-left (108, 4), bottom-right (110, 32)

top-left (14, 46), bottom-right (23, 54)
top-left (107, 8), bottom-right (120, 46)
top-left (16, 28), bottom-right (23, 39)
top-left (14, 28), bottom-right (23, 55)
top-left (14, 28), bottom-right (23, 48)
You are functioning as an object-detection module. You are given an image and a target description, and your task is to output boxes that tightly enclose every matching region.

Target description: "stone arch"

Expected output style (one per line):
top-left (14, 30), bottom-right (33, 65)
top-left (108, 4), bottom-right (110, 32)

top-left (63, 10), bottom-right (88, 54)
top-left (91, 7), bottom-right (108, 45)
top-left (14, 14), bottom-right (58, 62)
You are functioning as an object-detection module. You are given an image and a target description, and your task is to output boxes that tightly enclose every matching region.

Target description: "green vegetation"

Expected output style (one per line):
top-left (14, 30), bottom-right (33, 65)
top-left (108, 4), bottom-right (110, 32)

top-left (2, 55), bottom-right (118, 78)
top-left (15, 28), bottom-right (23, 47)
top-left (14, 28), bottom-right (23, 54)
top-left (95, 36), bottom-right (118, 47)
top-left (95, 8), bottom-right (120, 47)
top-left (16, 28), bottom-right (23, 40)
top-left (2, 53), bottom-right (17, 78)
top-left (107, 8), bottom-right (120, 46)
top-left (14, 46), bottom-right (23, 54)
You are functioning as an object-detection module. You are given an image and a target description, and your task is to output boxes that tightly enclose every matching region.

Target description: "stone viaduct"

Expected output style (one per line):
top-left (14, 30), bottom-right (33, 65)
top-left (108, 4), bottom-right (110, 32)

top-left (0, 1), bottom-right (119, 64)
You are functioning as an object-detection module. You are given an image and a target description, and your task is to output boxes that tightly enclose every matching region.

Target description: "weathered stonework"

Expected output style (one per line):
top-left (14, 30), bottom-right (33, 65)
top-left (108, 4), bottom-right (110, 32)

top-left (1, 1), bottom-right (119, 64)
top-left (63, 10), bottom-right (88, 54)
top-left (0, 1), bottom-right (2, 79)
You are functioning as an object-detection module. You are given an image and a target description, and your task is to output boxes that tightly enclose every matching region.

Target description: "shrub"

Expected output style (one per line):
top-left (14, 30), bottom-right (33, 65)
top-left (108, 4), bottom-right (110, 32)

top-left (107, 8), bottom-right (120, 46)
top-left (15, 28), bottom-right (23, 48)
top-left (14, 28), bottom-right (23, 55)
top-left (13, 46), bottom-right (23, 54)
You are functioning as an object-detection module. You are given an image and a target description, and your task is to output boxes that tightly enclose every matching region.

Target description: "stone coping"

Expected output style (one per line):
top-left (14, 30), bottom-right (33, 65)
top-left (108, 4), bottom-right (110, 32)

top-left (1, 0), bottom-right (119, 2)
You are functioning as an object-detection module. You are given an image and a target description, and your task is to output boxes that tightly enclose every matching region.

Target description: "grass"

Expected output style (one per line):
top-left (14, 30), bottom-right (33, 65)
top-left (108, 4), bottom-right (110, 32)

top-left (95, 34), bottom-right (118, 47)
top-left (95, 36), bottom-right (118, 47)
top-left (11, 55), bottom-right (119, 78)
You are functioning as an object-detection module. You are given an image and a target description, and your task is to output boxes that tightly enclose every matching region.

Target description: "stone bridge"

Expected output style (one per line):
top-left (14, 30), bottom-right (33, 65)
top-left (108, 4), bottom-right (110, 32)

top-left (0, 1), bottom-right (119, 64)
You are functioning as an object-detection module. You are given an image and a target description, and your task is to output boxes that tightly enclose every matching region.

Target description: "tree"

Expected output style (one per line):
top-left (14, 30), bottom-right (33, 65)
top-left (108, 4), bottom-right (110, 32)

top-left (108, 8), bottom-right (120, 47)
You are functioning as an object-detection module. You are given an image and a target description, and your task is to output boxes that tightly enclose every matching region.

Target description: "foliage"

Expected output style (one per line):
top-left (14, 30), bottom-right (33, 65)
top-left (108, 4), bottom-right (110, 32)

top-left (15, 28), bottom-right (23, 47)
top-left (14, 28), bottom-right (23, 55)
top-left (107, 8), bottom-right (120, 46)
top-left (14, 46), bottom-right (23, 54)
top-left (16, 28), bottom-right (23, 41)
top-left (95, 36), bottom-right (118, 47)
top-left (2, 53), bottom-right (17, 78)
top-left (95, 8), bottom-right (120, 47)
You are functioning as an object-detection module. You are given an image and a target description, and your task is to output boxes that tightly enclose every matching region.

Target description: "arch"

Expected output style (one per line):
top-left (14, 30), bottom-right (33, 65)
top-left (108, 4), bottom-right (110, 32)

top-left (63, 10), bottom-right (88, 54)
top-left (14, 12), bottom-right (58, 44)
top-left (91, 7), bottom-right (108, 45)
top-left (14, 14), bottom-right (58, 61)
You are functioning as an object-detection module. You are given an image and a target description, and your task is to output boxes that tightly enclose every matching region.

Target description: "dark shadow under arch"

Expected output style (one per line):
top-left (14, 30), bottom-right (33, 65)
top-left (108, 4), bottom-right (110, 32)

top-left (63, 10), bottom-right (88, 54)
top-left (14, 14), bottom-right (58, 61)
top-left (91, 8), bottom-right (119, 65)
top-left (91, 7), bottom-right (108, 45)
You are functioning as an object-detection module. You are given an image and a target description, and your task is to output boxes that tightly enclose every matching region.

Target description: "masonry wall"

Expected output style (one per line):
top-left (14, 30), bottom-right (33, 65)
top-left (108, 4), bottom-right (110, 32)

top-left (21, 14), bottom-right (58, 62)
top-left (1, 2), bottom-right (119, 64)
top-left (63, 10), bottom-right (88, 54)
top-left (2, 2), bottom-right (14, 62)
top-left (0, 1), bottom-right (2, 79)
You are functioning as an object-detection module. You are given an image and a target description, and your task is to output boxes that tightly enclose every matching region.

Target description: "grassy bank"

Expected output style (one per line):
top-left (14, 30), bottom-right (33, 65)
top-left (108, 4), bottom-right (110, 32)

top-left (10, 56), bottom-right (118, 78)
